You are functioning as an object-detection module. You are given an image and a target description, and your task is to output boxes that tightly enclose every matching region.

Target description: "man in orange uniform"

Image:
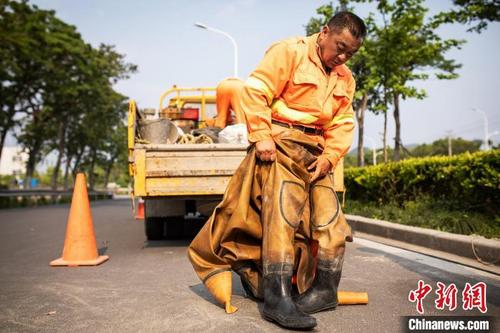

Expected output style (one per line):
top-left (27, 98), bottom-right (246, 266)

top-left (214, 77), bottom-right (245, 128)
top-left (242, 11), bottom-right (365, 328)
top-left (188, 12), bottom-right (366, 330)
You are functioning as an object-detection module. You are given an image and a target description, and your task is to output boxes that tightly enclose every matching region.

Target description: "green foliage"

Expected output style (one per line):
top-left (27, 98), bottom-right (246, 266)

top-left (345, 150), bottom-right (500, 215)
top-left (0, 174), bottom-right (16, 189)
top-left (411, 137), bottom-right (482, 157)
top-left (433, 0), bottom-right (500, 33)
top-left (346, 196), bottom-right (500, 238)
top-left (37, 167), bottom-right (63, 187)
top-left (0, 0), bottom-right (136, 189)
top-left (305, 1), bottom-right (465, 164)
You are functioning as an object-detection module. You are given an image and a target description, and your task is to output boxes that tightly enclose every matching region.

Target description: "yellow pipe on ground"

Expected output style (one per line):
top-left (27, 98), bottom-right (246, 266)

top-left (338, 291), bottom-right (369, 305)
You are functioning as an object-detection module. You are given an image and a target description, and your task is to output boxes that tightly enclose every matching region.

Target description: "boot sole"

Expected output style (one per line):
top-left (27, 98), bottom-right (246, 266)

top-left (263, 311), bottom-right (316, 330)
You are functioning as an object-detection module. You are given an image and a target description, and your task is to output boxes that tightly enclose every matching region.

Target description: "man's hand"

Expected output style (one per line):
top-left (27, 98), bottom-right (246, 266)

top-left (308, 156), bottom-right (332, 182)
top-left (255, 139), bottom-right (277, 162)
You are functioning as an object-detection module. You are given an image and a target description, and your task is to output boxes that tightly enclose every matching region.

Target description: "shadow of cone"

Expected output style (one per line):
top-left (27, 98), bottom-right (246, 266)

top-left (50, 173), bottom-right (109, 267)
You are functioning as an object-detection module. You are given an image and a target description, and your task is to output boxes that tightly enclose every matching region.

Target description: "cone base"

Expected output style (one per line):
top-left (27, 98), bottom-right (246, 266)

top-left (50, 255), bottom-right (109, 267)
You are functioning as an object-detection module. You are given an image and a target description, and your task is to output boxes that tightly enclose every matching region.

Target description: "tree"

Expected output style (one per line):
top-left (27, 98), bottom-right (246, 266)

top-left (434, 0), bottom-right (500, 33)
top-left (411, 137), bottom-right (482, 157)
top-left (305, 1), bottom-right (384, 167)
top-left (2, 0), bottom-right (137, 189)
top-left (306, 1), bottom-right (466, 164)
top-left (374, 0), bottom-right (464, 160)
top-left (0, 0), bottom-right (50, 162)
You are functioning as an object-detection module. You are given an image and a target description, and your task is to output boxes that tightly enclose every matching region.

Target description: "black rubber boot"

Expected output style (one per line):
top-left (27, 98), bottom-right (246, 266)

top-left (240, 275), bottom-right (263, 301)
top-left (262, 269), bottom-right (317, 330)
top-left (295, 261), bottom-right (342, 314)
top-left (234, 262), bottom-right (264, 301)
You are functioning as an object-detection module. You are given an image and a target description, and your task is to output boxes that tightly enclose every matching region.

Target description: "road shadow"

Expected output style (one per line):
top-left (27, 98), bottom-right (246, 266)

top-left (355, 245), bottom-right (500, 308)
top-left (141, 216), bottom-right (206, 248)
top-left (143, 239), bottom-right (191, 248)
top-left (188, 272), bottom-right (248, 307)
top-left (98, 241), bottom-right (108, 255)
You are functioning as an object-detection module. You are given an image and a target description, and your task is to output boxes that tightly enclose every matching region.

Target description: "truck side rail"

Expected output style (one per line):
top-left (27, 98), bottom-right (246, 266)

top-left (128, 100), bottom-right (137, 176)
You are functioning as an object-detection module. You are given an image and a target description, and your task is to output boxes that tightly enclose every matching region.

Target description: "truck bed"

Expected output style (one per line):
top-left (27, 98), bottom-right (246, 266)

top-left (133, 143), bottom-right (248, 197)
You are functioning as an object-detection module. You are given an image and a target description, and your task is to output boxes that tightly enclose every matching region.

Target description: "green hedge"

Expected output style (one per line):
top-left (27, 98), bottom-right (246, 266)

top-left (345, 150), bottom-right (500, 215)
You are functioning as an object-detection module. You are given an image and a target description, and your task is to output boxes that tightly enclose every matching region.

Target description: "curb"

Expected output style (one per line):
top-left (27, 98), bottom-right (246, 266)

top-left (346, 214), bottom-right (500, 276)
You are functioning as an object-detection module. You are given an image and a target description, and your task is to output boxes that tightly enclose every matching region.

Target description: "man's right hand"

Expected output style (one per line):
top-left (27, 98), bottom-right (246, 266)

top-left (255, 139), bottom-right (277, 162)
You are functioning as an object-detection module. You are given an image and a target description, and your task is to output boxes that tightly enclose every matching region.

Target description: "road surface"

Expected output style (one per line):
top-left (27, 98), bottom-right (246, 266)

top-left (0, 199), bottom-right (498, 332)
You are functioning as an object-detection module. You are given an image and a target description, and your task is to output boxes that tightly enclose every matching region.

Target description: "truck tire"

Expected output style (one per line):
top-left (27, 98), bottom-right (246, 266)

top-left (165, 217), bottom-right (184, 239)
top-left (145, 217), bottom-right (165, 240)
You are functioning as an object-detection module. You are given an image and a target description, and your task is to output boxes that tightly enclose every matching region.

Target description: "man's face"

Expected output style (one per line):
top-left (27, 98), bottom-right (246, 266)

top-left (317, 26), bottom-right (362, 70)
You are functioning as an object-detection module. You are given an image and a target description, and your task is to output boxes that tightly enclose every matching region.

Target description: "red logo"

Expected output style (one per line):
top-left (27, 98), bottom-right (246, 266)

top-left (435, 282), bottom-right (458, 311)
top-left (408, 280), bottom-right (433, 314)
top-left (409, 280), bottom-right (488, 314)
top-left (462, 282), bottom-right (487, 313)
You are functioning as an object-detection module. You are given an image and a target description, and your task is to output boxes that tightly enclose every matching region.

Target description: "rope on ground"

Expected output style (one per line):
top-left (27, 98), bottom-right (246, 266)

top-left (471, 235), bottom-right (499, 266)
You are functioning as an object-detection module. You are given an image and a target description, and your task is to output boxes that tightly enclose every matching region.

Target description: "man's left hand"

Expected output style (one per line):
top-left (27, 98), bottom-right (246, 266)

top-left (308, 156), bottom-right (332, 182)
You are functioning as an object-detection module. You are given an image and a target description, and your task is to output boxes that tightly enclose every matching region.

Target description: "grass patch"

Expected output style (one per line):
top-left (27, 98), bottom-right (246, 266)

top-left (345, 196), bottom-right (500, 239)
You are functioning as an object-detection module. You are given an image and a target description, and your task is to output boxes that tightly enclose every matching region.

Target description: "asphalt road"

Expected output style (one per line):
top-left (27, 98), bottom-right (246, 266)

top-left (0, 199), bottom-right (498, 332)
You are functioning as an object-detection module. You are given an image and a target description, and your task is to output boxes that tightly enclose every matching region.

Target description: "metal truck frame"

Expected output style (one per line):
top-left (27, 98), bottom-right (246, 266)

top-left (128, 86), bottom-right (345, 240)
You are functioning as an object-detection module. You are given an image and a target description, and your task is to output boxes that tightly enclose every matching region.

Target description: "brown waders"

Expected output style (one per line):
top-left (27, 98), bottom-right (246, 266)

top-left (188, 127), bottom-right (352, 330)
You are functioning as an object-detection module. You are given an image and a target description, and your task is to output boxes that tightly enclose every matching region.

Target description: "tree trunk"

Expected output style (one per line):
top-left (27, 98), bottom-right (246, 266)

top-left (103, 156), bottom-right (116, 190)
top-left (0, 126), bottom-right (10, 163)
top-left (88, 148), bottom-right (97, 190)
top-left (383, 110), bottom-right (388, 163)
top-left (0, 107), bottom-right (18, 163)
top-left (51, 121), bottom-right (67, 190)
top-left (356, 93), bottom-right (368, 167)
top-left (24, 140), bottom-right (42, 189)
top-left (71, 148), bottom-right (85, 177)
top-left (393, 93), bottom-right (401, 161)
top-left (63, 154), bottom-right (72, 190)
top-left (382, 87), bottom-right (389, 163)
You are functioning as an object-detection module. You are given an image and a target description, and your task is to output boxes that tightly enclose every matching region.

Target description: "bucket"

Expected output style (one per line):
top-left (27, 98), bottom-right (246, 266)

top-left (138, 118), bottom-right (179, 144)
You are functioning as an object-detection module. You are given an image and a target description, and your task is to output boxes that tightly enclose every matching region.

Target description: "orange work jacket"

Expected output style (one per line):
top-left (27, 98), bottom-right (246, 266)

top-left (241, 33), bottom-right (356, 168)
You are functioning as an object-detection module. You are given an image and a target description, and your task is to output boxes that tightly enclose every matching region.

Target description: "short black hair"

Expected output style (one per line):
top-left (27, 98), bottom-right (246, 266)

top-left (327, 11), bottom-right (367, 40)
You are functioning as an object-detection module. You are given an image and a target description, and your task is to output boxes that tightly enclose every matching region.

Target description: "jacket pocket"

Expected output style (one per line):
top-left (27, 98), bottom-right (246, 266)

top-left (293, 71), bottom-right (319, 86)
top-left (332, 87), bottom-right (350, 100)
top-left (288, 71), bottom-right (320, 110)
top-left (331, 86), bottom-right (350, 111)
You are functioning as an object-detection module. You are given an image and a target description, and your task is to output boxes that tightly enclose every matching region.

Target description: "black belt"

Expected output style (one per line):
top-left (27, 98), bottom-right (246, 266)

top-left (271, 118), bottom-right (324, 136)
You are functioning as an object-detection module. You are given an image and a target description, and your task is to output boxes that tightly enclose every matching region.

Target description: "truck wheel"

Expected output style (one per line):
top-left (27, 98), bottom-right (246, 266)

top-left (165, 217), bottom-right (184, 239)
top-left (145, 217), bottom-right (165, 240)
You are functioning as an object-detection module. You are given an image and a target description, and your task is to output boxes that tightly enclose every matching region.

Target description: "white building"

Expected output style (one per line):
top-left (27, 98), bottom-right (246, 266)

top-left (0, 145), bottom-right (28, 176)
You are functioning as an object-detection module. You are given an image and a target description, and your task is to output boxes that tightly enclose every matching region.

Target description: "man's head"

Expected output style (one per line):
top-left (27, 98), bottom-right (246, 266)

top-left (317, 11), bottom-right (366, 70)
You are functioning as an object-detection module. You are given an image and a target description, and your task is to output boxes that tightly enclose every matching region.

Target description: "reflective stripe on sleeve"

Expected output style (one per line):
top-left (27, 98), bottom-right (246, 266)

top-left (271, 100), bottom-right (318, 124)
top-left (324, 113), bottom-right (355, 128)
top-left (245, 76), bottom-right (274, 104)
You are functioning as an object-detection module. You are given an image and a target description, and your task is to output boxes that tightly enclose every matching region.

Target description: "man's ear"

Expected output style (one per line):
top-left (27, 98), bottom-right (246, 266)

top-left (321, 25), bottom-right (330, 35)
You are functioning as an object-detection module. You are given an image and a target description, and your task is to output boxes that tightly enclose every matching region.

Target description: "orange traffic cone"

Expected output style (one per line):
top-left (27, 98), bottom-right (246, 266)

top-left (50, 173), bottom-right (109, 267)
top-left (135, 198), bottom-right (144, 220)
